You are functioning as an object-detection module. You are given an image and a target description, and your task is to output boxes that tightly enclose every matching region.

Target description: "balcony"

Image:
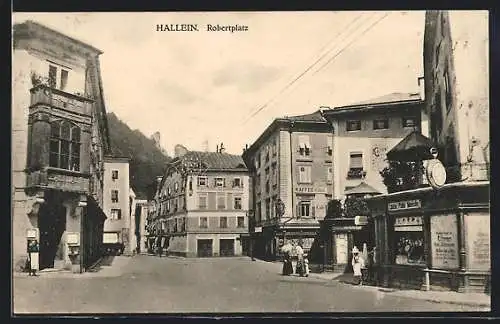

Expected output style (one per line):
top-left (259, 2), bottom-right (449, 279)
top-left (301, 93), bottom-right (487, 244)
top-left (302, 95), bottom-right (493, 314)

top-left (30, 85), bottom-right (93, 117)
top-left (347, 168), bottom-right (367, 180)
top-left (26, 167), bottom-right (90, 193)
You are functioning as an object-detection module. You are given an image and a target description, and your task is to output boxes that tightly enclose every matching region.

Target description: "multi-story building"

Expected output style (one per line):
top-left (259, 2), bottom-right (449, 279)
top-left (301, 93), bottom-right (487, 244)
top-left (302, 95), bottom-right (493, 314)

top-left (242, 111), bottom-right (333, 260)
top-left (12, 20), bottom-right (111, 273)
top-left (102, 156), bottom-right (132, 254)
top-left (155, 147), bottom-right (250, 257)
top-left (131, 198), bottom-right (148, 253)
top-left (321, 92), bottom-right (427, 199)
top-left (365, 11), bottom-right (490, 293)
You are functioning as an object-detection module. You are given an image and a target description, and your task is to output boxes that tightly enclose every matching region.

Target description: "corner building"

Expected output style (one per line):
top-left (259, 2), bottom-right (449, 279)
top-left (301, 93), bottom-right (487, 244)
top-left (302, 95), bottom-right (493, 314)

top-left (12, 21), bottom-right (111, 273)
top-left (243, 111), bottom-right (333, 260)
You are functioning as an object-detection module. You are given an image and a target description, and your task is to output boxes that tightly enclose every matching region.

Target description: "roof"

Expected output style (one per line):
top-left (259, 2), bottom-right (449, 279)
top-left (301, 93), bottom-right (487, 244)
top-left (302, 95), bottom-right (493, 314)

top-left (285, 110), bottom-right (327, 122)
top-left (344, 182), bottom-right (381, 196)
top-left (344, 92), bottom-right (421, 107)
top-left (13, 20), bottom-right (103, 55)
top-left (178, 151), bottom-right (247, 171)
top-left (320, 92), bottom-right (423, 118)
top-left (386, 130), bottom-right (436, 161)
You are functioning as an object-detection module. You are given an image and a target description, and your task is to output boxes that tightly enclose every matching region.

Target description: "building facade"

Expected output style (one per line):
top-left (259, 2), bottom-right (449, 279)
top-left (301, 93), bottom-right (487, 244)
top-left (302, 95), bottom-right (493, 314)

top-left (12, 21), bottom-right (111, 273)
top-left (102, 156), bottom-right (132, 254)
top-left (131, 199), bottom-right (148, 253)
top-left (153, 149), bottom-right (250, 257)
top-left (365, 11), bottom-right (490, 293)
top-left (242, 111), bottom-right (333, 260)
top-left (320, 92), bottom-right (426, 271)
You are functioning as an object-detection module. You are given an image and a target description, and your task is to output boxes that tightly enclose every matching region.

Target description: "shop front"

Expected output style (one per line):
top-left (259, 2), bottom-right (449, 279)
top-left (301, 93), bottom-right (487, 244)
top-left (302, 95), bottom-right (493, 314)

top-left (367, 181), bottom-right (490, 293)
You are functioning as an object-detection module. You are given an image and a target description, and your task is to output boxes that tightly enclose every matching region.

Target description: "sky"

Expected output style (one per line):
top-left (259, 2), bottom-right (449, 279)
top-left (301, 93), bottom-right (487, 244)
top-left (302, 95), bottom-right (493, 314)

top-left (13, 11), bottom-right (425, 156)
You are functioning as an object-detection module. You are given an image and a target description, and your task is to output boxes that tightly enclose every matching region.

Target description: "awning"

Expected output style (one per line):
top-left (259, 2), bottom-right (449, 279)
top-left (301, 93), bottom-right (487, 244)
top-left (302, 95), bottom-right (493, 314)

top-left (386, 130), bottom-right (436, 161)
top-left (344, 181), bottom-right (381, 196)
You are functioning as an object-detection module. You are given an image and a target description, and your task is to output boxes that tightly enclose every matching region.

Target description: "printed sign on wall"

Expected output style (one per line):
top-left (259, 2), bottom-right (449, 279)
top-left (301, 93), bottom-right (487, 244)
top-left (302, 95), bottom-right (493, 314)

top-left (430, 214), bottom-right (459, 269)
top-left (466, 213), bottom-right (490, 271)
top-left (370, 142), bottom-right (389, 171)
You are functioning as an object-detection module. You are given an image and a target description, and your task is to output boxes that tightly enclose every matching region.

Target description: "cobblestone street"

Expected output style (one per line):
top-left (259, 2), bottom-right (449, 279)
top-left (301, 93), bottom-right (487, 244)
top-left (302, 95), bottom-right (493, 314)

top-left (13, 255), bottom-right (490, 314)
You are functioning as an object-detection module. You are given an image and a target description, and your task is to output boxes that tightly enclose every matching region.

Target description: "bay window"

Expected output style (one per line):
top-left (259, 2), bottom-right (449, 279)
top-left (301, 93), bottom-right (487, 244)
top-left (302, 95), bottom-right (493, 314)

top-left (393, 215), bottom-right (425, 265)
top-left (49, 120), bottom-right (81, 171)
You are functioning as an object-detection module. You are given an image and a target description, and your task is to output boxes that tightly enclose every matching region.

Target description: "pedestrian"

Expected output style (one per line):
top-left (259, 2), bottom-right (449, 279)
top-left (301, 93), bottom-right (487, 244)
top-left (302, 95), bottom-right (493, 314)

top-left (351, 246), bottom-right (365, 285)
top-left (281, 242), bottom-right (293, 276)
top-left (303, 253), bottom-right (310, 277)
top-left (295, 243), bottom-right (305, 277)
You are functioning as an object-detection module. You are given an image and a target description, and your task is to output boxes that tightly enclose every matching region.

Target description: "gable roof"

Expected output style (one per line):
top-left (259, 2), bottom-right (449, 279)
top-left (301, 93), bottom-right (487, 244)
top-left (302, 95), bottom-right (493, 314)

top-left (286, 110), bottom-right (327, 122)
top-left (344, 92), bottom-right (421, 107)
top-left (177, 151), bottom-right (247, 171)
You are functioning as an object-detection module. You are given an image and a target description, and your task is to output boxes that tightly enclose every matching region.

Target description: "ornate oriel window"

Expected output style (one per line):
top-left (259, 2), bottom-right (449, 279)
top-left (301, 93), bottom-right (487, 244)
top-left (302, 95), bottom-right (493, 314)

top-left (49, 120), bottom-right (81, 171)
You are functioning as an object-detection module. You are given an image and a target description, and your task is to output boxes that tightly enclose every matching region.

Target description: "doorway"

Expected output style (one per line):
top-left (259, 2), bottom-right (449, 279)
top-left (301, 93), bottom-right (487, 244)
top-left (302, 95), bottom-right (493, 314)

top-left (197, 239), bottom-right (213, 257)
top-left (219, 239), bottom-right (235, 257)
top-left (38, 198), bottom-right (66, 270)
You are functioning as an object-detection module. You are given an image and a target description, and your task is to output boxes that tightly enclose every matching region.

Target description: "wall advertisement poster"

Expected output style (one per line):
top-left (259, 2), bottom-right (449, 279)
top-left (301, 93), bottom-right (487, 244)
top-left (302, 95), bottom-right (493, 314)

top-left (465, 213), bottom-right (490, 271)
top-left (430, 214), bottom-right (459, 269)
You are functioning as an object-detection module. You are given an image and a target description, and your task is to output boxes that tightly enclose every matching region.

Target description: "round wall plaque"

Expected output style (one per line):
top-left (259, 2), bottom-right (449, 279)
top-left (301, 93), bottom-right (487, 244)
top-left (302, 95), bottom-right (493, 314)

top-left (425, 159), bottom-right (447, 189)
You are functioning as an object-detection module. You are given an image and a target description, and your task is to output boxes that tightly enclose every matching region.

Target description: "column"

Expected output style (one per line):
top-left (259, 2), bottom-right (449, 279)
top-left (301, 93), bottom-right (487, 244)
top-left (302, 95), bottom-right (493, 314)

top-left (457, 211), bottom-right (467, 292)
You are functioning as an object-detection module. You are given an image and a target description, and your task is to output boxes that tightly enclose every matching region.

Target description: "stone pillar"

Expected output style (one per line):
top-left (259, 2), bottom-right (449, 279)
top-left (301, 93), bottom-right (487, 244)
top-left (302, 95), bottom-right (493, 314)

top-left (422, 213), bottom-right (432, 291)
top-left (457, 211), bottom-right (467, 292)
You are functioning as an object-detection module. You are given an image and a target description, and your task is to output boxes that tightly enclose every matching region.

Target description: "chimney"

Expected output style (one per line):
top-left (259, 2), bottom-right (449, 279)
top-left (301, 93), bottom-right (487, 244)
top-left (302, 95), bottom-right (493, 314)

top-left (417, 76), bottom-right (425, 101)
top-left (219, 142), bottom-right (225, 154)
top-left (216, 144), bottom-right (219, 153)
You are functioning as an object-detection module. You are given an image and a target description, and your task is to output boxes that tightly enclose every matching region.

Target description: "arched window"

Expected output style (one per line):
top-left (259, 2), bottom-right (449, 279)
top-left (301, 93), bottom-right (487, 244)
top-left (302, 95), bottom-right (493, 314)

top-left (49, 120), bottom-right (81, 171)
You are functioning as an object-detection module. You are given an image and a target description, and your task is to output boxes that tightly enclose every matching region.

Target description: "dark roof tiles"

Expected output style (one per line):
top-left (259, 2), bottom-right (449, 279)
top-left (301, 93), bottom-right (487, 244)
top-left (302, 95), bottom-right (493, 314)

top-left (181, 151), bottom-right (247, 171)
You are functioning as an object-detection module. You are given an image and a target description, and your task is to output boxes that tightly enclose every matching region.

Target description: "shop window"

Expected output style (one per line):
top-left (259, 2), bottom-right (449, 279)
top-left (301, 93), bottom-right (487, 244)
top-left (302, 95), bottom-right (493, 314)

top-left (346, 120), bottom-right (361, 132)
top-left (49, 120), bottom-right (81, 171)
top-left (393, 216), bottom-right (426, 266)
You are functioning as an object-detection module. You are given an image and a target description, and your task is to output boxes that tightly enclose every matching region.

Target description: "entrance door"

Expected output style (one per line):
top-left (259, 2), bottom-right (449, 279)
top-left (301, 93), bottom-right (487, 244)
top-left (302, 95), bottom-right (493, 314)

top-left (219, 239), bottom-right (235, 257)
top-left (39, 202), bottom-right (66, 270)
top-left (197, 239), bottom-right (213, 257)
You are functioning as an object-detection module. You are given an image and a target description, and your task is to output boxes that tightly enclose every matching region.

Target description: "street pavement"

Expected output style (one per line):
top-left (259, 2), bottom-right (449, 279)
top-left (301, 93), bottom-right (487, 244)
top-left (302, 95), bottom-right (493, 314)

top-left (13, 255), bottom-right (490, 314)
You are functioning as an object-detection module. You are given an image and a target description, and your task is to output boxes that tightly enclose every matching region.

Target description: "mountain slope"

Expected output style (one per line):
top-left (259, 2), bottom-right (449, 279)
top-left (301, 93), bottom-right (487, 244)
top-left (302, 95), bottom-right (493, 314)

top-left (106, 112), bottom-right (171, 199)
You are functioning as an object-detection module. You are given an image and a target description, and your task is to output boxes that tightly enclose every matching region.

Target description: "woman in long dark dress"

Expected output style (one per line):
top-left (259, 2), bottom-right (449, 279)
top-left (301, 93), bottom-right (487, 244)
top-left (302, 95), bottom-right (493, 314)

top-left (282, 251), bottom-right (293, 275)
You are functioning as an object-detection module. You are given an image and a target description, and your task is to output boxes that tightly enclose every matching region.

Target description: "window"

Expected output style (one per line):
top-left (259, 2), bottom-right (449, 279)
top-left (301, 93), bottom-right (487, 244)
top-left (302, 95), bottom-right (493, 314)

top-left (48, 64), bottom-right (70, 91)
top-left (112, 170), bottom-right (119, 180)
top-left (299, 201), bottom-right (312, 218)
top-left (198, 176), bottom-right (207, 187)
top-left (402, 116), bottom-right (417, 128)
top-left (237, 216), bottom-right (245, 228)
top-left (220, 216), bottom-right (228, 228)
top-left (49, 120), bottom-right (81, 171)
top-left (265, 199), bottom-right (271, 219)
top-left (256, 202), bottom-right (262, 223)
top-left (265, 146), bottom-right (270, 162)
top-left (256, 153), bottom-right (261, 168)
top-left (173, 199), bottom-right (178, 212)
top-left (215, 177), bottom-right (225, 187)
top-left (272, 139), bottom-right (277, 156)
top-left (189, 180), bottom-right (193, 191)
top-left (348, 152), bottom-right (364, 179)
top-left (327, 167), bottom-right (333, 183)
top-left (272, 165), bottom-right (278, 185)
top-left (234, 197), bottom-right (242, 210)
top-left (111, 190), bottom-right (119, 203)
top-left (265, 180), bottom-right (270, 193)
top-left (299, 165), bottom-right (312, 183)
top-left (199, 217), bottom-right (208, 228)
top-left (373, 118), bottom-right (389, 130)
top-left (217, 195), bottom-right (226, 209)
top-left (233, 177), bottom-right (242, 188)
top-left (346, 120), bottom-right (361, 132)
top-left (167, 187), bottom-right (171, 196)
top-left (298, 135), bottom-right (311, 156)
top-left (110, 209), bottom-right (122, 220)
top-left (174, 182), bottom-right (179, 192)
top-left (394, 216), bottom-right (425, 266)
top-left (198, 196), bottom-right (207, 209)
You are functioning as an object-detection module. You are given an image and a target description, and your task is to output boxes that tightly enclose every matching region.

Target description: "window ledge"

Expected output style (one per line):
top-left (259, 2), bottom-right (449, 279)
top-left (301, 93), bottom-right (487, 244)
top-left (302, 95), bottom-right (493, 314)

top-left (46, 167), bottom-right (91, 178)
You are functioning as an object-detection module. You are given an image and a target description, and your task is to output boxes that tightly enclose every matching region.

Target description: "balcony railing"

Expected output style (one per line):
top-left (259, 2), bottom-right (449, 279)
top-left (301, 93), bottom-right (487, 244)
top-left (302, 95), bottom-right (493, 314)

top-left (347, 168), bottom-right (366, 179)
top-left (30, 85), bottom-right (93, 116)
top-left (26, 167), bottom-right (90, 193)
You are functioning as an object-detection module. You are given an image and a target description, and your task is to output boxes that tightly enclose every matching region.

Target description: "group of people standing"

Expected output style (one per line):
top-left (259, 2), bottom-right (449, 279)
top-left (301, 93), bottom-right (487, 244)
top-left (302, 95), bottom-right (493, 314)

top-left (281, 241), bottom-right (310, 277)
top-left (146, 236), bottom-right (167, 257)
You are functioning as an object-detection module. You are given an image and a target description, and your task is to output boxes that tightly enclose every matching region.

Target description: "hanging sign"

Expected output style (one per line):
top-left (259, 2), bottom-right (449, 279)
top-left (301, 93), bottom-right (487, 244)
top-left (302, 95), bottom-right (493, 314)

top-left (426, 159), bottom-right (447, 189)
top-left (254, 226), bottom-right (262, 233)
top-left (430, 214), bottom-right (459, 269)
top-left (354, 216), bottom-right (369, 226)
